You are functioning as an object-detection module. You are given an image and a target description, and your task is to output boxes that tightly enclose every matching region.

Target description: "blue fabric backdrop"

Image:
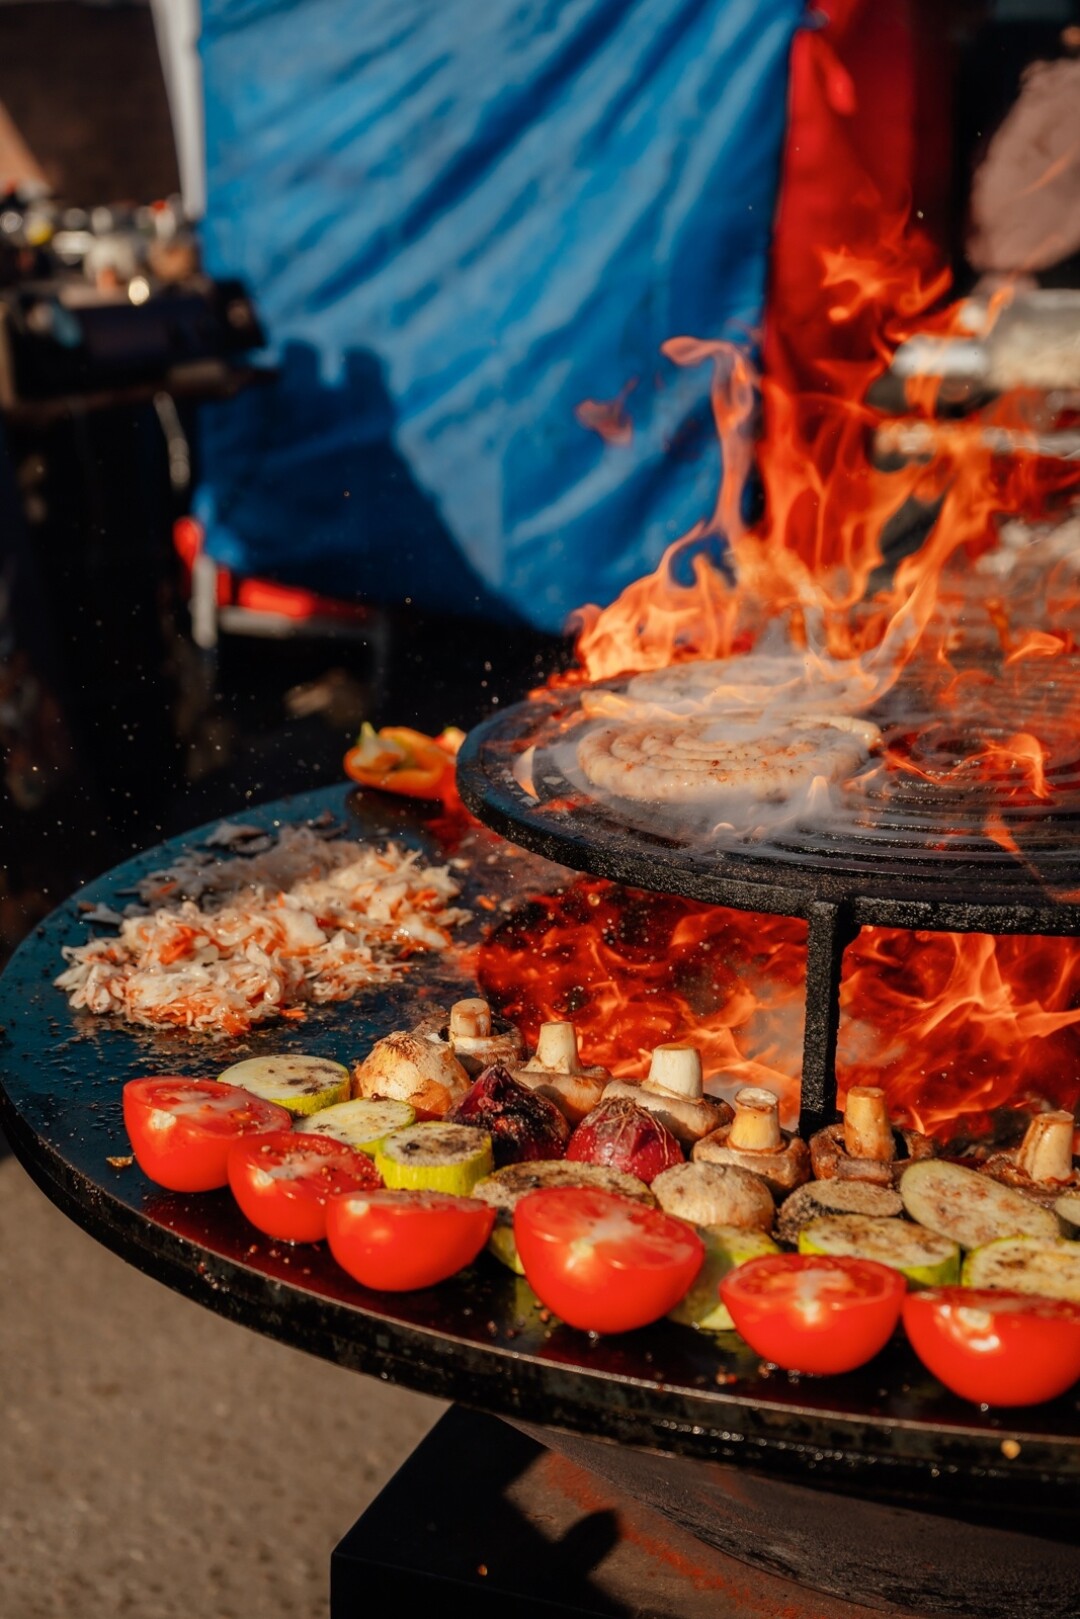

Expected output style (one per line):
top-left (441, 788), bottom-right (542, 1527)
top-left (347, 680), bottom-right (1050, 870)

top-left (196, 0), bottom-right (804, 630)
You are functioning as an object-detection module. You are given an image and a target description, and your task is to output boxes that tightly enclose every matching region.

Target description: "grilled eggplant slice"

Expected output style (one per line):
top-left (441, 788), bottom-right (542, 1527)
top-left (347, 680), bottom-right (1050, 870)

top-left (1056, 1191), bottom-right (1080, 1234)
top-left (900, 1160), bottom-right (1058, 1249)
top-left (775, 1179), bottom-right (903, 1245)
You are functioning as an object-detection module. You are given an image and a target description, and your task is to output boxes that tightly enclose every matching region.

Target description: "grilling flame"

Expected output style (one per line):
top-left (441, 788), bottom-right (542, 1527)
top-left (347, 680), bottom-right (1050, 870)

top-left (839, 928), bottom-right (1080, 1139)
top-left (485, 32), bottom-right (1080, 1138)
top-left (477, 879), bottom-right (807, 1121)
top-left (477, 884), bottom-right (1080, 1140)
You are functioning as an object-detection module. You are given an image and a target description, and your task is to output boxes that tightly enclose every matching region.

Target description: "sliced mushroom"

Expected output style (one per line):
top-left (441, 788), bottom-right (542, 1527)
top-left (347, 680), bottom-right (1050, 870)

top-left (982, 1111), bottom-right (1080, 1206)
top-left (513, 1021), bottom-right (610, 1125)
top-left (651, 1161), bottom-right (775, 1233)
top-left (775, 1178), bottom-right (904, 1246)
top-left (810, 1085), bottom-right (933, 1186)
top-left (602, 1046), bottom-right (732, 1146)
top-left (692, 1086), bottom-right (810, 1196)
top-left (421, 996), bottom-right (525, 1077)
top-left (352, 1030), bottom-right (471, 1118)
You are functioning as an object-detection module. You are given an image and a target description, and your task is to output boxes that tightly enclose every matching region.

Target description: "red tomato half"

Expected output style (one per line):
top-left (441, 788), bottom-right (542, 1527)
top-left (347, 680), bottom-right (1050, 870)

top-left (903, 1287), bottom-right (1080, 1407)
top-left (326, 1190), bottom-right (495, 1291)
top-left (720, 1253), bottom-right (906, 1375)
top-left (228, 1131), bottom-right (381, 1244)
top-left (123, 1077), bottom-right (293, 1192)
top-left (513, 1186), bottom-right (704, 1334)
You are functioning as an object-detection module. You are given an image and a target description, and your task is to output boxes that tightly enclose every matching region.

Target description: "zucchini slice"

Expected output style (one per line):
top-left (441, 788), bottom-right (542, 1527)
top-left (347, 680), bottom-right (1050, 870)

top-left (799, 1214), bottom-right (960, 1286)
top-left (295, 1097), bottom-right (415, 1155)
top-left (217, 1054), bottom-right (350, 1116)
top-left (899, 1159), bottom-right (1058, 1249)
top-left (374, 1121), bottom-right (493, 1195)
top-left (667, 1226), bottom-right (779, 1332)
top-left (962, 1236), bottom-right (1080, 1302)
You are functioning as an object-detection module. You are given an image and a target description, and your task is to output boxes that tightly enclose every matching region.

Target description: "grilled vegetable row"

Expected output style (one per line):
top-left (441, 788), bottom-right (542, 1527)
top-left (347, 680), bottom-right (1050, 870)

top-left (116, 1000), bottom-right (1080, 1407)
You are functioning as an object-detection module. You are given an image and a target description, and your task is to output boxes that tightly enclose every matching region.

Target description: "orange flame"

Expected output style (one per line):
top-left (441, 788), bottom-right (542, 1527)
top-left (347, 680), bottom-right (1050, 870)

top-left (522, 19), bottom-right (1080, 1142)
top-left (839, 927), bottom-right (1080, 1138)
top-left (476, 882), bottom-right (1080, 1141)
top-left (575, 379), bottom-right (637, 446)
top-left (476, 879), bottom-right (807, 1119)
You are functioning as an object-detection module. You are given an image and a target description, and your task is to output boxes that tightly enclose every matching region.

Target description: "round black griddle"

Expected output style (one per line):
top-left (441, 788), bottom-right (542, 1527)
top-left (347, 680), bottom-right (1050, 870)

top-left (2, 780), bottom-right (1080, 1606)
top-left (456, 692), bottom-right (1080, 934)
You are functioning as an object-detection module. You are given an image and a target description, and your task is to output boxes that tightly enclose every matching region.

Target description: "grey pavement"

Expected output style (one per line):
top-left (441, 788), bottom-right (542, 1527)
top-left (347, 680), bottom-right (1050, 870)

top-left (0, 1148), bottom-right (445, 1619)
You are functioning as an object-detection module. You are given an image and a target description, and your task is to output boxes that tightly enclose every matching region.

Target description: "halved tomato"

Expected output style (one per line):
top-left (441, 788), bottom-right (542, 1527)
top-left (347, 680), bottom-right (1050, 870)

top-left (326, 1189), bottom-right (495, 1291)
top-left (719, 1253), bottom-right (905, 1374)
top-left (123, 1077), bottom-right (293, 1192)
top-left (513, 1186), bottom-right (704, 1334)
top-left (902, 1287), bottom-right (1080, 1406)
top-left (228, 1131), bottom-right (381, 1244)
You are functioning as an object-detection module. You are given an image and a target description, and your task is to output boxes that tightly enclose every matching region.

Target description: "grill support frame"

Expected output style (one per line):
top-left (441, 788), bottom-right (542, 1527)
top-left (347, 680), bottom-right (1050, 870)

top-left (800, 902), bottom-right (860, 1135)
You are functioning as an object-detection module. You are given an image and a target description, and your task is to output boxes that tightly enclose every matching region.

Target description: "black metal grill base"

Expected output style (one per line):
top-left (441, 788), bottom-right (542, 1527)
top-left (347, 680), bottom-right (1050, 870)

top-left (333, 1406), bottom-right (1080, 1619)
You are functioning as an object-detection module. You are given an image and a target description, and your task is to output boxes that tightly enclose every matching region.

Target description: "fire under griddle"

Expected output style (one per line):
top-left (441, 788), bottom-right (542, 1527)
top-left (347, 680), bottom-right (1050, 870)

top-left (457, 689), bottom-right (1080, 1135)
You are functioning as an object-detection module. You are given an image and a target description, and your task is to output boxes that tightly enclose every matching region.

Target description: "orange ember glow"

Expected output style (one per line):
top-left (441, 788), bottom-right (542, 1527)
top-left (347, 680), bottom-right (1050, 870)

top-left (477, 884), bottom-right (1080, 1142)
top-left (476, 879), bottom-right (807, 1120)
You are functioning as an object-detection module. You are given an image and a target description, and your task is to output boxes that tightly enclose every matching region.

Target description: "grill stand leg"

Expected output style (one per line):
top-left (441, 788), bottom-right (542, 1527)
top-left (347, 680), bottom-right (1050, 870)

top-left (332, 1406), bottom-right (947, 1619)
top-left (798, 901), bottom-right (859, 1140)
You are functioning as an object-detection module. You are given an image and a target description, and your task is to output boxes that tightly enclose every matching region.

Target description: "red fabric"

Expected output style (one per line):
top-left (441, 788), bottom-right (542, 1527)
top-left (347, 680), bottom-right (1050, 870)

top-left (764, 0), bottom-right (953, 392)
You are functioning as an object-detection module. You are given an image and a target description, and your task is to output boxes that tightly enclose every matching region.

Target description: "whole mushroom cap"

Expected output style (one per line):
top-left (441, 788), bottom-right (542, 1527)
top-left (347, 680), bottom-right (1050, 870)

top-left (352, 1030), bottom-right (471, 1118)
top-left (514, 1020), bottom-right (609, 1125)
top-left (693, 1087), bottom-right (810, 1195)
top-left (810, 1121), bottom-right (933, 1187)
top-left (602, 1051), bottom-right (731, 1144)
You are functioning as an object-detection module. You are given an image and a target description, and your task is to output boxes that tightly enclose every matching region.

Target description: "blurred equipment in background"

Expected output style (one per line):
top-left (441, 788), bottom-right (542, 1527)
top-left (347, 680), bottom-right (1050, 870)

top-left (0, 187), bottom-right (264, 424)
top-left (0, 1), bottom-right (274, 972)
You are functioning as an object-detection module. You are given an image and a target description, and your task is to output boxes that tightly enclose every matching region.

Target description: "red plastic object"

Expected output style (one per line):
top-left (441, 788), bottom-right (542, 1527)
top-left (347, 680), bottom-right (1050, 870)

top-left (172, 517), bottom-right (369, 623)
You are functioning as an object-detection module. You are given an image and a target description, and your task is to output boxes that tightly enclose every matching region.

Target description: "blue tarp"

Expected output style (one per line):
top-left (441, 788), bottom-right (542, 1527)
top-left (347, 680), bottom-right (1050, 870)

top-left (196, 0), bottom-right (804, 631)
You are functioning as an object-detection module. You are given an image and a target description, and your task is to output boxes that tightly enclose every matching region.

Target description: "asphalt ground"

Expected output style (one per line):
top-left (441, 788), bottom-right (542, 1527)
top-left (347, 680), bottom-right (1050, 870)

top-left (0, 1138), bottom-right (446, 1618)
